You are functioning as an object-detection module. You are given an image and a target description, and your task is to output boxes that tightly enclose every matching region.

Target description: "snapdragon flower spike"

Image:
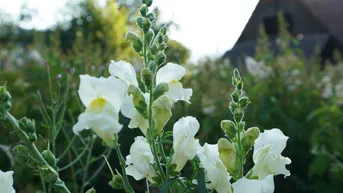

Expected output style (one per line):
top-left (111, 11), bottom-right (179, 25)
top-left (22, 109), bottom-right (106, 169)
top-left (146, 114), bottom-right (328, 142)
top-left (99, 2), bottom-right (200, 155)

top-left (251, 129), bottom-right (291, 179)
top-left (73, 75), bottom-right (126, 148)
top-left (0, 170), bottom-right (15, 193)
top-left (172, 117), bottom-right (200, 171)
top-left (156, 63), bottom-right (192, 103)
top-left (232, 175), bottom-right (274, 193)
top-left (197, 143), bottom-right (232, 193)
top-left (125, 136), bottom-right (156, 182)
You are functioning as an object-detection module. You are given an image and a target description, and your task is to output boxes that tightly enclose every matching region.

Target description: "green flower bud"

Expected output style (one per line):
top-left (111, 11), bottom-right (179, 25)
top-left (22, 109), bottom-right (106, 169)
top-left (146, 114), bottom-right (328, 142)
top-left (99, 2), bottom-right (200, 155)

top-left (150, 44), bottom-right (158, 55)
top-left (40, 165), bottom-right (59, 183)
top-left (238, 121), bottom-right (245, 132)
top-left (232, 76), bottom-right (239, 86)
top-left (241, 127), bottom-right (260, 154)
top-left (142, 0), bottom-right (153, 7)
top-left (109, 175), bottom-right (124, 190)
top-left (234, 108), bottom-right (244, 123)
top-left (157, 34), bottom-right (164, 44)
top-left (237, 81), bottom-right (243, 90)
top-left (138, 17), bottom-right (151, 34)
top-left (153, 83), bottom-right (169, 100)
top-left (19, 117), bottom-right (36, 133)
top-left (141, 68), bottom-right (153, 88)
top-left (86, 187), bottom-right (96, 193)
top-left (160, 25), bottom-right (168, 35)
top-left (158, 43), bottom-right (167, 51)
top-left (0, 86), bottom-right (12, 112)
top-left (155, 52), bottom-right (166, 66)
top-left (231, 92), bottom-right (239, 103)
top-left (146, 29), bottom-right (155, 46)
top-left (218, 138), bottom-right (236, 174)
top-left (221, 120), bottom-right (236, 139)
top-left (152, 96), bottom-right (172, 136)
top-left (147, 50), bottom-right (155, 61)
top-left (148, 61), bottom-right (156, 72)
top-left (128, 85), bottom-right (148, 118)
top-left (42, 150), bottom-right (57, 166)
top-left (239, 97), bottom-right (250, 109)
top-left (139, 5), bottom-right (148, 16)
top-left (12, 145), bottom-right (33, 165)
top-left (126, 32), bottom-right (143, 53)
top-left (146, 12), bottom-right (156, 22)
top-left (28, 133), bottom-right (37, 142)
top-left (163, 35), bottom-right (169, 43)
top-left (229, 101), bottom-right (238, 114)
top-left (233, 68), bottom-right (241, 80)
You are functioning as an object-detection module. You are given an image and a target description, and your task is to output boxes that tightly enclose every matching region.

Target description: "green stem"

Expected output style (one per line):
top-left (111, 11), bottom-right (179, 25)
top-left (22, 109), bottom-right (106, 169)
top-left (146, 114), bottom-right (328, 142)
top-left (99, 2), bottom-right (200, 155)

top-left (235, 122), bottom-right (244, 178)
top-left (143, 34), bottom-right (148, 68)
top-left (4, 111), bottom-right (70, 193)
top-left (59, 145), bottom-right (89, 171)
top-left (80, 136), bottom-right (95, 193)
top-left (61, 128), bottom-right (85, 167)
top-left (58, 135), bottom-right (76, 161)
top-left (86, 149), bottom-right (112, 183)
top-left (115, 144), bottom-right (135, 193)
top-left (40, 170), bottom-right (47, 193)
top-left (146, 178), bottom-right (150, 193)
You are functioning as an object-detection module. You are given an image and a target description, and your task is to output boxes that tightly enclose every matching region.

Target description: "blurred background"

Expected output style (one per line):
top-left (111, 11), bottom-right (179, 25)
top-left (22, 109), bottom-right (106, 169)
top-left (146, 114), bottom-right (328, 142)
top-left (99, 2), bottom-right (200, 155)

top-left (0, 0), bottom-right (343, 192)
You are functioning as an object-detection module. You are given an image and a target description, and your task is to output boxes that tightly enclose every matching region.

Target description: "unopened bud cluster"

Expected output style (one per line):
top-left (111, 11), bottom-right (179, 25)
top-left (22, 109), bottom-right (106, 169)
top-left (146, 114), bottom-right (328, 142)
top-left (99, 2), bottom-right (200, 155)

top-left (219, 69), bottom-right (260, 178)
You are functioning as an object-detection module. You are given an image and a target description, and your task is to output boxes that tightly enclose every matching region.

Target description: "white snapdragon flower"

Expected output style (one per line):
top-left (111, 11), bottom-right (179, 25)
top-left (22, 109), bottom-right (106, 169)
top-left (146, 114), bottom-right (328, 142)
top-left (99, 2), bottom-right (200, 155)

top-left (197, 143), bottom-right (232, 193)
top-left (251, 129), bottom-right (291, 179)
top-left (172, 117), bottom-right (200, 171)
top-left (126, 136), bottom-right (156, 182)
top-left (245, 57), bottom-right (273, 80)
top-left (73, 75), bottom-right (126, 148)
top-left (109, 61), bottom-right (192, 134)
top-left (232, 175), bottom-right (274, 193)
top-left (0, 170), bottom-right (15, 193)
top-left (109, 60), bottom-right (139, 88)
top-left (109, 61), bottom-right (149, 133)
top-left (156, 63), bottom-right (193, 103)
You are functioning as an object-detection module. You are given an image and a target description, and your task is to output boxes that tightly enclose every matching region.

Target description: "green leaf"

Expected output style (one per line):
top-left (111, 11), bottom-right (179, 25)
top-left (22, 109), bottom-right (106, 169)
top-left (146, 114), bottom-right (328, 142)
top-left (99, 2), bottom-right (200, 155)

top-left (196, 168), bottom-right (207, 193)
top-left (160, 178), bottom-right (176, 193)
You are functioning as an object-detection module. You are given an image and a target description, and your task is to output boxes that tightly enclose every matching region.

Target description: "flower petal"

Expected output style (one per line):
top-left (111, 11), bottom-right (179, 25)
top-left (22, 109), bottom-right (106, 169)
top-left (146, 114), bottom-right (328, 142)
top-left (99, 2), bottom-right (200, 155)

top-left (96, 77), bottom-right (126, 114)
top-left (173, 117), bottom-right (199, 150)
top-left (109, 60), bottom-right (138, 87)
top-left (126, 136), bottom-right (155, 181)
top-left (156, 63), bottom-right (185, 85)
top-left (197, 144), bottom-right (232, 193)
top-left (0, 170), bottom-right (15, 193)
top-left (232, 175), bottom-right (274, 193)
top-left (78, 75), bottom-right (98, 107)
top-left (167, 81), bottom-right (192, 103)
top-left (253, 129), bottom-right (288, 161)
top-left (72, 104), bottom-right (122, 147)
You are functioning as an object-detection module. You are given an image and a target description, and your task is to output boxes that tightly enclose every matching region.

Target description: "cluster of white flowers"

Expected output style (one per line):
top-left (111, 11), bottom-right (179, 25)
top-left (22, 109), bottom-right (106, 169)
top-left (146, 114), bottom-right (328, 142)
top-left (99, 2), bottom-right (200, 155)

top-left (71, 59), bottom-right (291, 192)
top-left (318, 75), bottom-right (343, 104)
top-left (0, 170), bottom-right (15, 193)
top-left (245, 57), bottom-right (273, 80)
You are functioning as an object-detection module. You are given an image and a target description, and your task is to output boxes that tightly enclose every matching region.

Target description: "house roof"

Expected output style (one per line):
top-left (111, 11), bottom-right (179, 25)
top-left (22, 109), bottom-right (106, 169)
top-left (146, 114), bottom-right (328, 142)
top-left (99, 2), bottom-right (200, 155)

top-left (299, 0), bottom-right (343, 45)
top-left (224, 0), bottom-right (343, 63)
top-left (224, 33), bottom-right (330, 65)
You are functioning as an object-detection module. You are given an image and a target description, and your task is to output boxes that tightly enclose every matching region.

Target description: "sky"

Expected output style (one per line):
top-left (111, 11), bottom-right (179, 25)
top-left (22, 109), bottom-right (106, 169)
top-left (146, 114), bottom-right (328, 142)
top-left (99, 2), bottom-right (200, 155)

top-left (0, 0), bottom-right (259, 62)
